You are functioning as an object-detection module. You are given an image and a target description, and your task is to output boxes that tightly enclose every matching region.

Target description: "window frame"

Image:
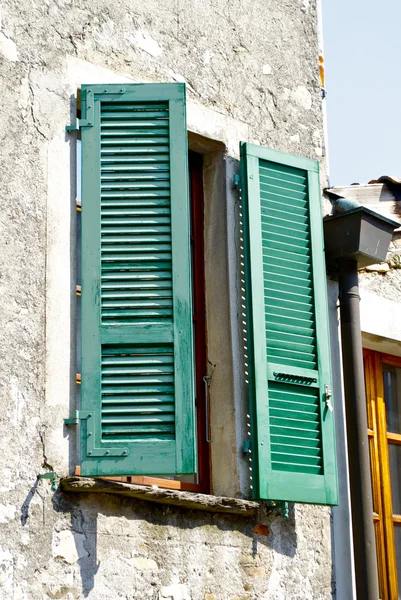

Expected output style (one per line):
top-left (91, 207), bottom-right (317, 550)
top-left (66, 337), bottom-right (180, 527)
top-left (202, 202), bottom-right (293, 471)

top-left (364, 349), bottom-right (401, 599)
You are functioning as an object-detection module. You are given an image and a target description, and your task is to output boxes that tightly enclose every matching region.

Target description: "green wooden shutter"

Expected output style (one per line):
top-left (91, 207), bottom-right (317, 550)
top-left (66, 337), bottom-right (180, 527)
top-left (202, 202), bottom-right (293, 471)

top-left (241, 142), bottom-right (338, 505)
top-left (79, 83), bottom-right (195, 476)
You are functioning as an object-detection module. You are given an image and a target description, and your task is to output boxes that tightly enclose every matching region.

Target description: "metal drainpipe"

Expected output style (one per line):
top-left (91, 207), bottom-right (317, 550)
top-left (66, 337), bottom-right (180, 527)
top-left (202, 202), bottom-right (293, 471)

top-left (338, 258), bottom-right (379, 599)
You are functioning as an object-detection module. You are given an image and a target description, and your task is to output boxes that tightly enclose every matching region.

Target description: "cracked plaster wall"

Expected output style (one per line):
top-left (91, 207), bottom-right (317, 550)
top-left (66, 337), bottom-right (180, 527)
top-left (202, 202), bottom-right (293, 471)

top-left (0, 0), bottom-right (334, 598)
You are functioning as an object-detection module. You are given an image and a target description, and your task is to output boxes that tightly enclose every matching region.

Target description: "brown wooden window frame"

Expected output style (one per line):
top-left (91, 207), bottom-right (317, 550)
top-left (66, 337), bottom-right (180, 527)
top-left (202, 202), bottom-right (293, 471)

top-left (364, 349), bottom-right (401, 599)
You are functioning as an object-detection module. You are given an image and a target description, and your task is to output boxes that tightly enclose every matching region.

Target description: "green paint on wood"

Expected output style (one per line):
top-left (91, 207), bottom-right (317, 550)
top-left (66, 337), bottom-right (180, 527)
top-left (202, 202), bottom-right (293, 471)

top-left (80, 83), bottom-right (196, 476)
top-left (241, 142), bottom-right (338, 505)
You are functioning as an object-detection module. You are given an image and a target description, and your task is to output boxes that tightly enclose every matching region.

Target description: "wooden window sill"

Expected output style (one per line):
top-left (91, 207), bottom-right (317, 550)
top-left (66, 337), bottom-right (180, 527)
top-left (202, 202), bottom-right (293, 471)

top-left (60, 477), bottom-right (259, 517)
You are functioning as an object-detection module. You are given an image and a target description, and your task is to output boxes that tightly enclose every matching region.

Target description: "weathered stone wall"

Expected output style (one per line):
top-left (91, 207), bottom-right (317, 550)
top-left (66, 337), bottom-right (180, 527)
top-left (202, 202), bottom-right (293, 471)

top-left (7, 492), bottom-right (332, 600)
top-left (359, 234), bottom-right (401, 301)
top-left (0, 1), bottom-right (334, 598)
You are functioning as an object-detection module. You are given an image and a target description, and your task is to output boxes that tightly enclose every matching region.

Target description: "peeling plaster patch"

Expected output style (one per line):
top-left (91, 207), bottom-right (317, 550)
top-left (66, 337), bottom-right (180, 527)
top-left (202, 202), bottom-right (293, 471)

top-left (20, 533), bottom-right (30, 546)
top-left (262, 64), bottom-right (272, 75)
top-left (0, 546), bottom-right (13, 594)
top-left (289, 134), bottom-right (300, 144)
top-left (46, 427), bottom-right (68, 468)
top-left (98, 19), bottom-right (115, 38)
top-left (13, 581), bottom-right (29, 600)
top-left (0, 468), bottom-right (16, 493)
top-left (203, 49), bottom-right (213, 64)
top-left (42, 584), bottom-right (80, 599)
top-left (132, 556), bottom-right (158, 570)
top-left (312, 129), bottom-right (323, 157)
top-left (168, 71), bottom-right (195, 93)
top-left (66, 56), bottom-right (137, 87)
top-left (0, 504), bottom-right (16, 523)
top-left (9, 377), bottom-right (27, 427)
top-left (52, 530), bottom-right (89, 564)
top-left (15, 555), bottom-right (27, 572)
top-left (291, 86), bottom-right (312, 110)
top-left (159, 584), bottom-right (191, 600)
top-left (0, 32), bottom-right (18, 61)
top-left (168, 71), bottom-right (186, 84)
top-left (18, 77), bottom-right (30, 113)
top-left (134, 30), bottom-right (163, 57)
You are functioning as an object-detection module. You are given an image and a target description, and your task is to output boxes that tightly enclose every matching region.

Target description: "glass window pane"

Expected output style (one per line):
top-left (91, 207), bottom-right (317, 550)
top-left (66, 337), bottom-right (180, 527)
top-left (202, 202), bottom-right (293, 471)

top-left (393, 526), bottom-right (401, 598)
top-left (389, 444), bottom-right (401, 515)
top-left (383, 364), bottom-right (401, 434)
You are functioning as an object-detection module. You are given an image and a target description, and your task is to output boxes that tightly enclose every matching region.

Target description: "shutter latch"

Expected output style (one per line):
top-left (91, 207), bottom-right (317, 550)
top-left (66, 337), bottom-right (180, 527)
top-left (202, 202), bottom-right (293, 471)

top-left (325, 385), bottom-right (333, 413)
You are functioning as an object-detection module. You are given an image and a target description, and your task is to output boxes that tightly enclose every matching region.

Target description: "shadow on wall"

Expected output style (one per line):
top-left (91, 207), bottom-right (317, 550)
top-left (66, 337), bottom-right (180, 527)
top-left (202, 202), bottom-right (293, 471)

top-left (19, 483), bottom-right (99, 597)
top-left (19, 477), bottom-right (297, 598)
top-left (45, 490), bottom-right (296, 597)
top-left (51, 491), bottom-right (99, 597)
top-left (20, 478), bottom-right (40, 526)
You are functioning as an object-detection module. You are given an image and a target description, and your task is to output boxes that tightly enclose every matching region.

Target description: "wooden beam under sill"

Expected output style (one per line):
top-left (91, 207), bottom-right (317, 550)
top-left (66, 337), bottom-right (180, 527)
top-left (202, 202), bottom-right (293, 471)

top-left (60, 477), bottom-right (259, 517)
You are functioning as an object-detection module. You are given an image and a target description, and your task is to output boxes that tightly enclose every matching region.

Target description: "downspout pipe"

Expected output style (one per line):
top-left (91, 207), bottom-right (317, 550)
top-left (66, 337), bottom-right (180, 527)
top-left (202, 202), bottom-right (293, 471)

top-left (338, 258), bottom-right (379, 600)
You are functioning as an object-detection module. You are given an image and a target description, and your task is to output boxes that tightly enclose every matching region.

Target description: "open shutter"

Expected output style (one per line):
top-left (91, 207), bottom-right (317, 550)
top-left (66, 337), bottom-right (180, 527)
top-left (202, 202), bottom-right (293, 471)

top-left (80, 83), bottom-right (195, 476)
top-left (241, 142), bottom-right (338, 504)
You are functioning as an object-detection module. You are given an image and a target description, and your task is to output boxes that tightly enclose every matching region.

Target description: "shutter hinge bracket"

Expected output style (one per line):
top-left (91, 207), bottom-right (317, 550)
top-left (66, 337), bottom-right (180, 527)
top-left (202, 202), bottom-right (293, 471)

top-left (64, 412), bottom-right (129, 457)
top-left (267, 500), bottom-right (289, 519)
top-left (66, 89), bottom-right (95, 131)
top-left (99, 86), bottom-right (126, 94)
top-left (64, 410), bottom-right (82, 426)
top-left (275, 501), bottom-right (289, 519)
top-left (243, 439), bottom-right (251, 455)
top-left (66, 117), bottom-right (93, 132)
top-left (233, 173), bottom-right (241, 189)
top-left (37, 471), bottom-right (58, 492)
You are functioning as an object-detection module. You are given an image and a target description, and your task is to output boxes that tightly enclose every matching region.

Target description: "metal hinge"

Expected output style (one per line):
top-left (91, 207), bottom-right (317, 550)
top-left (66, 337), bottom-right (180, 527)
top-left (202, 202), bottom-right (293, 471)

top-left (66, 117), bottom-right (93, 132)
top-left (66, 89), bottom-right (95, 132)
top-left (64, 411), bottom-right (130, 458)
top-left (64, 410), bottom-right (81, 426)
top-left (273, 501), bottom-right (289, 519)
top-left (38, 471), bottom-right (57, 492)
top-left (243, 439), bottom-right (251, 455)
top-left (99, 86), bottom-right (127, 95)
top-left (233, 174), bottom-right (240, 189)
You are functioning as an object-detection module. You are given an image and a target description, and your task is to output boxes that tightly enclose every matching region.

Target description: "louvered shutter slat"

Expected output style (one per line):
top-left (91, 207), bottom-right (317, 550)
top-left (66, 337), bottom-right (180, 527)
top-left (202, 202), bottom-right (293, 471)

top-left (241, 142), bottom-right (338, 505)
top-left (80, 84), bottom-right (195, 476)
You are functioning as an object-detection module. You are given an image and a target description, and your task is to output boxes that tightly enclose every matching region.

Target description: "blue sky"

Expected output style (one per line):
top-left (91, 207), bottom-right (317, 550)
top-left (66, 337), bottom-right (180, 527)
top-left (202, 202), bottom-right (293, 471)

top-left (322, 0), bottom-right (401, 186)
